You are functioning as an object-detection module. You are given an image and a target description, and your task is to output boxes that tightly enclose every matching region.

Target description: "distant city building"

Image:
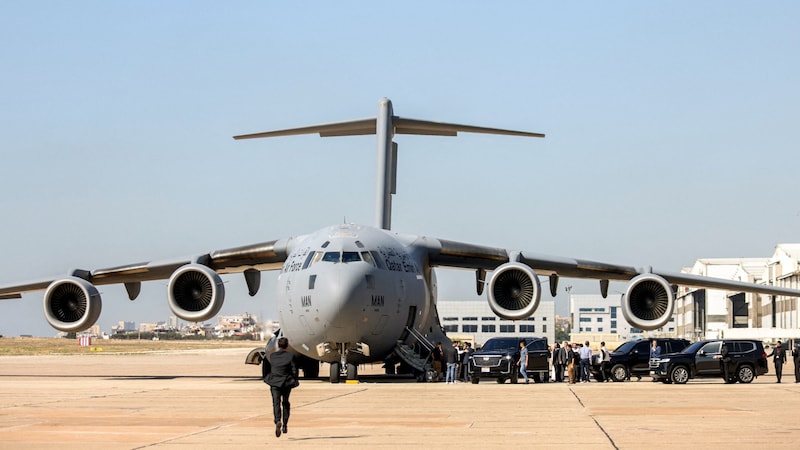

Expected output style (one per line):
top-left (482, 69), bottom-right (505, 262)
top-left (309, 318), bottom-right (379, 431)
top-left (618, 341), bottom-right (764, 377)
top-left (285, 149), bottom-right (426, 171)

top-left (215, 313), bottom-right (259, 337)
top-left (111, 321), bottom-right (136, 334)
top-left (436, 300), bottom-right (555, 346)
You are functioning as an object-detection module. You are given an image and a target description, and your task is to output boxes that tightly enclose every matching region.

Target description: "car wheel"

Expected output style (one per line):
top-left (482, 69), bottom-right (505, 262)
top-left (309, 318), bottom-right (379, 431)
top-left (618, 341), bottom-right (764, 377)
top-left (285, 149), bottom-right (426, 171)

top-left (736, 365), bottom-right (755, 384)
top-left (610, 364), bottom-right (628, 382)
top-left (670, 366), bottom-right (689, 384)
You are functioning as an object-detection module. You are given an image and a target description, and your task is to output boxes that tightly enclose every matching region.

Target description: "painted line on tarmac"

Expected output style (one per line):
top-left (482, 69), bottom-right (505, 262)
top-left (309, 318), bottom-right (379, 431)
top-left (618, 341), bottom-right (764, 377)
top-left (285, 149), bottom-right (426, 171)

top-left (296, 388), bottom-right (370, 409)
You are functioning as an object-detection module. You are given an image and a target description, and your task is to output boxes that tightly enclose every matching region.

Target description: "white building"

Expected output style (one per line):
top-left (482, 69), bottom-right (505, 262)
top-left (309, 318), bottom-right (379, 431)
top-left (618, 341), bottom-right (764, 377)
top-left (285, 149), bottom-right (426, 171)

top-left (675, 258), bottom-right (769, 340)
top-left (670, 244), bottom-right (800, 342)
top-left (569, 294), bottom-right (676, 343)
top-left (436, 300), bottom-right (555, 346)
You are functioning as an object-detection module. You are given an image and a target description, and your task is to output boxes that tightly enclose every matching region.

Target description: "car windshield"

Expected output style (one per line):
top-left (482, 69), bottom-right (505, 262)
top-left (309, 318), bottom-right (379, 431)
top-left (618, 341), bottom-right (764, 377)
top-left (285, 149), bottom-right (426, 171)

top-left (480, 339), bottom-right (519, 352)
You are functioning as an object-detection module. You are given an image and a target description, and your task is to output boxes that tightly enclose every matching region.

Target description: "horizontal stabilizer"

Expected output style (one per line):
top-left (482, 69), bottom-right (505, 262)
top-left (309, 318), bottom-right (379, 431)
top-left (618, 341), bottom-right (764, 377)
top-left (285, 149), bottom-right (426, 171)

top-left (394, 118), bottom-right (544, 138)
top-left (234, 117), bottom-right (544, 140)
top-left (233, 118), bottom-right (377, 140)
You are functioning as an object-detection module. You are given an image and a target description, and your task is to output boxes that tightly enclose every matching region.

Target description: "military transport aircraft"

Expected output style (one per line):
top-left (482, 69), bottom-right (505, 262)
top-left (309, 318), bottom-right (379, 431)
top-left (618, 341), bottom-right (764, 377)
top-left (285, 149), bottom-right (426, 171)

top-left (2, 98), bottom-right (798, 383)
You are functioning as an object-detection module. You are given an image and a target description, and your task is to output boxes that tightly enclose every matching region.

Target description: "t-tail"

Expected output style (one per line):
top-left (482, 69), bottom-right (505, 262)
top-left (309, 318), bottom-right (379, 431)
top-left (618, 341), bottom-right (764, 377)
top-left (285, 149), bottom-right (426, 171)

top-left (234, 98), bottom-right (544, 230)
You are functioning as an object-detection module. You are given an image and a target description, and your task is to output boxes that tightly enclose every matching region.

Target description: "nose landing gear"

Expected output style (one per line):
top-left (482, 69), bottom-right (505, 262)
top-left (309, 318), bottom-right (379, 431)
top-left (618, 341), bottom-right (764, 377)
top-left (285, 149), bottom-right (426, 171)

top-left (327, 342), bottom-right (370, 383)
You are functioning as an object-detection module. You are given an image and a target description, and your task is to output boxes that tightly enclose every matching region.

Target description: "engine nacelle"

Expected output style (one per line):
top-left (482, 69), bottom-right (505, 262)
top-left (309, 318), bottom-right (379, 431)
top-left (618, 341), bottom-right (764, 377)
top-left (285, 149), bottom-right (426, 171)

top-left (621, 273), bottom-right (675, 331)
top-left (487, 262), bottom-right (541, 320)
top-left (167, 264), bottom-right (225, 322)
top-left (43, 277), bottom-right (102, 333)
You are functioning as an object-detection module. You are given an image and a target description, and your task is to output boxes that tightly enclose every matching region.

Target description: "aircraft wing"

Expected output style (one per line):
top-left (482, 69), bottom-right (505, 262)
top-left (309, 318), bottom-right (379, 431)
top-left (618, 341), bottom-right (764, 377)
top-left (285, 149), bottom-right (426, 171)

top-left (0, 239), bottom-right (293, 300)
top-left (423, 237), bottom-right (800, 298)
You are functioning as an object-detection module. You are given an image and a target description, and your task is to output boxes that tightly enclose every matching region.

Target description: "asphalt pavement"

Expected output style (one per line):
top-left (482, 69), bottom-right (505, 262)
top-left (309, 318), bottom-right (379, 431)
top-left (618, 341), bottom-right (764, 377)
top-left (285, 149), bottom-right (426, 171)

top-left (1, 349), bottom-right (799, 449)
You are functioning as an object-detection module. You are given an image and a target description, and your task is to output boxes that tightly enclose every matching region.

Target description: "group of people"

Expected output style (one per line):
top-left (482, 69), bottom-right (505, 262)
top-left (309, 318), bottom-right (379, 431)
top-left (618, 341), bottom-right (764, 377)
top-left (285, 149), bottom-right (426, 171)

top-left (765, 340), bottom-right (800, 383)
top-left (432, 341), bottom-right (475, 383)
top-left (550, 340), bottom-right (612, 383)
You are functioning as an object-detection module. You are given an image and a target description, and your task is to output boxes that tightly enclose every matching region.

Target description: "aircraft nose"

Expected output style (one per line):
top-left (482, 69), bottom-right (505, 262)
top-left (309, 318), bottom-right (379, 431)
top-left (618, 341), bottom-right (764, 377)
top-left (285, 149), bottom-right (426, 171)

top-left (315, 264), bottom-right (374, 329)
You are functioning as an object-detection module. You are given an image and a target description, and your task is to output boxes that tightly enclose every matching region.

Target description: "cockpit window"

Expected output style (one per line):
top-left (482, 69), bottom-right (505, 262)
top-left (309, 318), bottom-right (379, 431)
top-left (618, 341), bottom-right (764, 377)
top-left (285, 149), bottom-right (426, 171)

top-left (319, 251), bottom-right (364, 264)
top-left (361, 251), bottom-right (376, 267)
top-left (370, 251), bottom-right (386, 270)
top-left (322, 252), bottom-right (340, 263)
top-left (342, 252), bottom-right (361, 263)
top-left (301, 251), bottom-right (316, 270)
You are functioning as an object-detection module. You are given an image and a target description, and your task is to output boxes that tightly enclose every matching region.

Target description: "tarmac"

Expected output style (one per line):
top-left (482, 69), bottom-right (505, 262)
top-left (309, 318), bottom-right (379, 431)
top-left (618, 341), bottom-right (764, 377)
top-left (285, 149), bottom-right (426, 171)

top-left (1, 348), bottom-right (799, 449)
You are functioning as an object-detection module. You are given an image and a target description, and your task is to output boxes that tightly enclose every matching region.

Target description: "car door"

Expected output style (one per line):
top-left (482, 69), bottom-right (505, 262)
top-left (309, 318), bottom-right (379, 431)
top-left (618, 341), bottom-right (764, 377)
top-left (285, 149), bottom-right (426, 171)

top-left (631, 341), bottom-right (652, 374)
top-left (526, 339), bottom-right (549, 372)
top-left (695, 341), bottom-right (722, 375)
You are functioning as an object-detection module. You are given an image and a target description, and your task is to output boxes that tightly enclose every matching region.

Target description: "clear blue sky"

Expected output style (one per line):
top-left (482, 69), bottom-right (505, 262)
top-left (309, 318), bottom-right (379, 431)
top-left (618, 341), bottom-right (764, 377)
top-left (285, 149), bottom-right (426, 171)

top-left (1, 2), bottom-right (798, 337)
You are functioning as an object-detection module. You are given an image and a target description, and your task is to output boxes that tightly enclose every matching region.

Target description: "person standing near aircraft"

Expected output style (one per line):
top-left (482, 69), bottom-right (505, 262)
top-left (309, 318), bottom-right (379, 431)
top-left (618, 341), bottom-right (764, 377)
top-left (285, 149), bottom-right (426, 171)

top-left (265, 337), bottom-right (298, 438)
top-left (432, 342), bottom-right (443, 382)
top-left (766, 341), bottom-right (787, 383)
top-left (517, 340), bottom-right (530, 384)
top-left (715, 342), bottom-right (734, 383)
top-left (793, 340), bottom-right (800, 383)
top-left (557, 341), bottom-right (570, 382)
top-left (444, 341), bottom-right (459, 384)
top-left (649, 339), bottom-right (662, 382)
top-left (461, 342), bottom-right (474, 382)
top-left (579, 341), bottom-right (592, 382)
top-left (599, 341), bottom-right (611, 382)
top-left (568, 343), bottom-right (580, 384)
top-left (550, 343), bottom-right (559, 381)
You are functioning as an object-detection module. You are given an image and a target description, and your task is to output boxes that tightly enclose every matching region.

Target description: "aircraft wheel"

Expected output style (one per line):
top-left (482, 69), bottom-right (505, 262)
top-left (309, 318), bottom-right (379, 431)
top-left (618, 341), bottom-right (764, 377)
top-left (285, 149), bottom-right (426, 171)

top-left (425, 369), bottom-right (436, 382)
top-left (346, 362), bottom-right (358, 380)
top-left (329, 362), bottom-right (340, 383)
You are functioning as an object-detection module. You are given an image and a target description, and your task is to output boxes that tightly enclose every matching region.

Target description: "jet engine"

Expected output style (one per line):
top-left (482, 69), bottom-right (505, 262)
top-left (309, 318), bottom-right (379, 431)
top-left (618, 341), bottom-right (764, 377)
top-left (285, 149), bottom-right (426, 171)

top-left (167, 264), bottom-right (225, 322)
top-left (487, 262), bottom-right (541, 320)
top-left (43, 277), bottom-right (102, 333)
top-left (621, 273), bottom-right (675, 331)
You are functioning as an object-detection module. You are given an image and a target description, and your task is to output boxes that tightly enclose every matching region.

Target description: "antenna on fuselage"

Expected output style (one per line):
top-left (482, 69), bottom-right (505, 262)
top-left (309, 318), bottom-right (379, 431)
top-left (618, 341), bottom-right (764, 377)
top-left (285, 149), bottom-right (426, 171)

top-left (233, 98), bottom-right (545, 230)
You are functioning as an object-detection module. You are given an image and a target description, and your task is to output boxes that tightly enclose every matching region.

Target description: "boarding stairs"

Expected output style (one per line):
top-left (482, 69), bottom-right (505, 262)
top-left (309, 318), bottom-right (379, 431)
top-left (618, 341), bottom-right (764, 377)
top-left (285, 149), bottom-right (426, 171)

top-left (393, 326), bottom-right (436, 374)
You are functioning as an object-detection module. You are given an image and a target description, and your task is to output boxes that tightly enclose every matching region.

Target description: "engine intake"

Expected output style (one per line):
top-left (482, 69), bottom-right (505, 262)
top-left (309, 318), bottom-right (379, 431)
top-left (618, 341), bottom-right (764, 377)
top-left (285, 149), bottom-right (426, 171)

top-left (621, 274), bottom-right (675, 331)
top-left (167, 264), bottom-right (225, 322)
top-left (43, 277), bottom-right (102, 333)
top-left (487, 262), bottom-right (541, 320)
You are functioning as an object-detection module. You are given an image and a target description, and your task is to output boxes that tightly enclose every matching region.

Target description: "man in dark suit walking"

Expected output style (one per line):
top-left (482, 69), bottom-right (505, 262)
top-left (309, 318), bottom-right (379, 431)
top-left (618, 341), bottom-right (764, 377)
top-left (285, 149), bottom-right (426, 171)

top-left (265, 337), bottom-right (298, 437)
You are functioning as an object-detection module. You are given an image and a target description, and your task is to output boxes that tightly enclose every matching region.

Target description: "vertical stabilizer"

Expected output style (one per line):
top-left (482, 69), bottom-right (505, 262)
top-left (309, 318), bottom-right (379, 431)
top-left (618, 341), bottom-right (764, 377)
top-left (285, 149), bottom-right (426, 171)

top-left (375, 98), bottom-right (395, 230)
top-left (233, 99), bottom-right (545, 231)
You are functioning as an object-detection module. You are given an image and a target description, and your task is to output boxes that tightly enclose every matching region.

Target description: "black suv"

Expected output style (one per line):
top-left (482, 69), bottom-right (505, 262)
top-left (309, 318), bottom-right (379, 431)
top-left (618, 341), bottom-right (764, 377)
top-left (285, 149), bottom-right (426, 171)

top-left (650, 339), bottom-right (768, 384)
top-left (469, 337), bottom-right (549, 384)
top-left (590, 338), bottom-right (690, 382)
